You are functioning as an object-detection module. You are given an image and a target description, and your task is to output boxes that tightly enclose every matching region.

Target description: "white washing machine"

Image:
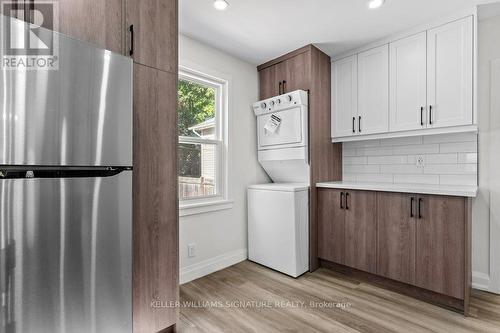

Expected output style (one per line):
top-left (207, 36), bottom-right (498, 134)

top-left (248, 90), bottom-right (310, 277)
top-left (248, 183), bottom-right (309, 277)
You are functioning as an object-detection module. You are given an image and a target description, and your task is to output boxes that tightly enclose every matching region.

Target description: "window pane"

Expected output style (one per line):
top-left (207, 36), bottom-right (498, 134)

top-left (178, 79), bottom-right (217, 138)
top-left (179, 142), bottom-right (217, 199)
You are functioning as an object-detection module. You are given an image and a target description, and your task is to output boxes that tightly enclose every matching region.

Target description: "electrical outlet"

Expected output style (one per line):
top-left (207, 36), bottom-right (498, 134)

top-left (416, 155), bottom-right (425, 168)
top-left (188, 243), bottom-right (196, 258)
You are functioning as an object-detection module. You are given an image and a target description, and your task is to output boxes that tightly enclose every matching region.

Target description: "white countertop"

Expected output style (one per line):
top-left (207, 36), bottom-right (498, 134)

top-left (316, 181), bottom-right (478, 198)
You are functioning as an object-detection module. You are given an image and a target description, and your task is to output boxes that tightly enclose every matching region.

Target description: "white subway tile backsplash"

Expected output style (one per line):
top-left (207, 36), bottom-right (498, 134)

top-left (381, 164), bottom-right (424, 174)
top-left (367, 155), bottom-right (408, 165)
top-left (355, 173), bottom-right (394, 183)
top-left (344, 156), bottom-right (367, 165)
top-left (424, 164), bottom-right (477, 175)
top-left (440, 175), bottom-right (477, 186)
top-left (392, 144), bottom-right (440, 155)
top-left (394, 174), bottom-right (440, 185)
top-left (355, 147), bottom-right (393, 156)
top-left (458, 152), bottom-right (477, 164)
top-left (424, 153), bottom-right (458, 164)
top-left (440, 141), bottom-right (477, 153)
top-left (343, 174), bottom-right (357, 182)
top-left (342, 133), bottom-right (477, 186)
top-left (347, 164), bottom-right (380, 174)
top-left (343, 148), bottom-right (356, 157)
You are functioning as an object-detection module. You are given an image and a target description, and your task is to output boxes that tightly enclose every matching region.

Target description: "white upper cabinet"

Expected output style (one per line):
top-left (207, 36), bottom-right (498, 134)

top-left (357, 44), bottom-right (389, 135)
top-left (331, 16), bottom-right (475, 142)
top-left (390, 32), bottom-right (427, 132)
top-left (332, 55), bottom-right (357, 138)
top-left (427, 17), bottom-right (473, 129)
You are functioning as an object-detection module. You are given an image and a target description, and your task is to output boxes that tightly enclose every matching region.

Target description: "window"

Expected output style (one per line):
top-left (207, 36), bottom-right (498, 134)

top-left (178, 68), bottom-right (227, 205)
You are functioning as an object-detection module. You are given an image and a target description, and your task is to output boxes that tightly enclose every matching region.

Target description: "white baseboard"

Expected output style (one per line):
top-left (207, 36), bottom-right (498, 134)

top-left (472, 271), bottom-right (491, 291)
top-left (180, 248), bottom-right (247, 284)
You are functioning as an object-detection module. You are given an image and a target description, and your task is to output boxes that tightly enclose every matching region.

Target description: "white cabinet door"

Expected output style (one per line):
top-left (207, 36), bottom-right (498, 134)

top-left (427, 16), bottom-right (473, 128)
top-left (358, 45), bottom-right (389, 135)
top-left (390, 32), bottom-right (427, 132)
top-left (332, 55), bottom-right (358, 138)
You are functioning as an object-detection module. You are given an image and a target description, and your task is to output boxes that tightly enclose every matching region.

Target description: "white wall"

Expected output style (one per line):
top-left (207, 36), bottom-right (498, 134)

top-left (178, 35), bottom-right (268, 284)
top-left (473, 4), bottom-right (500, 293)
top-left (343, 133), bottom-right (478, 186)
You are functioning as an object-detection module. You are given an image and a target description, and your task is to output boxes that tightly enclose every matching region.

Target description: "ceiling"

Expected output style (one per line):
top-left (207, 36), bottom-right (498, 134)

top-left (180, 0), bottom-right (480, 65)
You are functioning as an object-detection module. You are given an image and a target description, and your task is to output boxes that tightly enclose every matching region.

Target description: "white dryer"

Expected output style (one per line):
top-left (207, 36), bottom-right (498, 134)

top-left (248, 90), bottom-right (309, 277)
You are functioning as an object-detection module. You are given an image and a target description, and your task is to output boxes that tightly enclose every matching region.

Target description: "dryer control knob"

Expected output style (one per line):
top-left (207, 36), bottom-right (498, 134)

top-left (260, 102), bottom-right (267, 109)
top-left (286, 95), bottom-right (293, 102)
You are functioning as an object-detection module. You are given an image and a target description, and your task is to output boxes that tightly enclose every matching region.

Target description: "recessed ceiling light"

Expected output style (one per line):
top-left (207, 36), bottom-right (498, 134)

top-left (213, 0), bottom-right (229, 10)
top-left (368, 0), bottom-right (385, 9)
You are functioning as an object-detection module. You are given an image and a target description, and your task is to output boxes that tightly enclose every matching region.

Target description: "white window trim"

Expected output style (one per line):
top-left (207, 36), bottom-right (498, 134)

top-left (178, 66), bottom-right (231, 215)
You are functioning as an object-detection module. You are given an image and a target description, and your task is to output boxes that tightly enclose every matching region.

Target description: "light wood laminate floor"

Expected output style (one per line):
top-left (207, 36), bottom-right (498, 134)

top-left (179, 261), bottom-right (500, 332)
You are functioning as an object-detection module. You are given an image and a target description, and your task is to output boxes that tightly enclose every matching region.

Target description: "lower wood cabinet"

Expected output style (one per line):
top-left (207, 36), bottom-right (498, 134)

top-left (318, 188), bottom-right (470, 308)
top-left (318, 189), bottom-right (344, 264)
top-left (415, 195), bottom-right (466, 299)
top-left (344, 190), bottom-right (377, 273)
top-left (317, 189), bottom-right (377, 274)
top-left (377, 192), bottom-right (416, 285)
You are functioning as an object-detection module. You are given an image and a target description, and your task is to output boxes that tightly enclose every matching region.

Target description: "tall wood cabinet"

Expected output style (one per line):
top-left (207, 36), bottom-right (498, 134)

top-left (7, 2), bottom-right (179, 332)
top-left (133, 65), bottom-right (178, 333)
top-left (258, 45), bottom-right (343, 271)
top-left (126, 0), bottom-right (178, 73)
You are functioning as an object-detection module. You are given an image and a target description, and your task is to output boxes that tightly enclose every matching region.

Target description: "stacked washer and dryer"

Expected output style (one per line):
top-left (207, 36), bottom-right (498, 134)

top-left (248, 90), bottom-right (310, 278)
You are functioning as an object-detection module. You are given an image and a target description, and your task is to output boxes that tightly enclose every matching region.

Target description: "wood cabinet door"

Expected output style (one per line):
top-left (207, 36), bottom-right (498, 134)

top-left (133, 64), bottom-right (178, 332)
top-left (357, 44), bottom-right (389, 135)
top-left (317, 189), bottom-right (345, 264)
top-left (332, 55), bottom-right (358, 139)
top-left (344, 190), bottom-right (377, 273)
top-left (259, 65), bottom-right (278, 99)
top-left (427, 16), bottom-right (473, 129)
top-left (56, 0), bottom-right (123, 54)
top-left (389, 32), bottom-right (427, 132)
top-left (285, 52), bottom-right (310, 93)
top-left (377, 192), bottom-right (416, 285)
top-left (9, 0), bottom-right (123, 53)
top-left (415, 195), bottom-right (465, 299)
top-left (126, 0), bottom-right (178, 73)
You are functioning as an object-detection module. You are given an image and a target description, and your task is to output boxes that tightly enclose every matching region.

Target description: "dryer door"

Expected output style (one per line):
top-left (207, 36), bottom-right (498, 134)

top-left (257, 106), bottom-right (306, 150)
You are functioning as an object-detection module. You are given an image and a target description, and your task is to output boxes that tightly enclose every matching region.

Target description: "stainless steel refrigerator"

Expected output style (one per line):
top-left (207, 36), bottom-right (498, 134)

top-left (0, 17), bottom-right (132, 333)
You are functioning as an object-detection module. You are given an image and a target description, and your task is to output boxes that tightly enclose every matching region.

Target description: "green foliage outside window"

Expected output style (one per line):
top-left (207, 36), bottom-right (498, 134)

top-left (178, 79), bottom-right (216, 178)
top-left (178, 79), bottom-right (216, 136)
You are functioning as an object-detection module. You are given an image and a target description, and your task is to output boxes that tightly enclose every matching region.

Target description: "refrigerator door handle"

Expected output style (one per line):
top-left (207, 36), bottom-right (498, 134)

top-left (0, 167), bottom-right (131, 179)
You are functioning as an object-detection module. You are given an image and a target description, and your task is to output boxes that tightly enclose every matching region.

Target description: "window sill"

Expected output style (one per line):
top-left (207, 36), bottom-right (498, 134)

top-left (179, 199), bottom-right (234, 217)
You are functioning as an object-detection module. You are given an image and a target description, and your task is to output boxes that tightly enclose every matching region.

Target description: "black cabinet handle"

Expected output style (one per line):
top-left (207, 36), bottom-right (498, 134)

top-left (410, 197), bottom-right (414, 218)
top-left (345, 192), bottom-right (350, 210)
top-left (352, 117), bottom-right (355, 133)
top-left (418, 198), bottom-right (423, 219)
top-left (420, 107), bottom-right (424, 126)
top-left (129, 25), bottom-right (134, 56)
top-left (358, 116), bottom-right (361, 133)
top-left (279, 81), bottom-right (282, 95)
top-left (340, 192), bottom-right (344, 209)
top-left (283, 80), bottom-right (287, 94)
top-left (429, 105), bottom-right (433, 125)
